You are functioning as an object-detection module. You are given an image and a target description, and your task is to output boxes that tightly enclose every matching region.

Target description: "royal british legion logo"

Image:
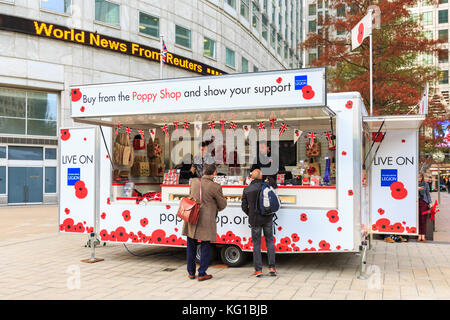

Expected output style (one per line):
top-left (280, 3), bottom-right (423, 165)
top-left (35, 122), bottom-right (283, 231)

top-left (294, 75), bottom-right (308, 90)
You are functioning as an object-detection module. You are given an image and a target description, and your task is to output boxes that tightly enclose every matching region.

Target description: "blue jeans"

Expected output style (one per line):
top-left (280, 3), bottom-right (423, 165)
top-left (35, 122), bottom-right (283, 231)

top-left (186, 237), bottom-right (210, 276)
top-left (251, 221), bottom-right (276, 271)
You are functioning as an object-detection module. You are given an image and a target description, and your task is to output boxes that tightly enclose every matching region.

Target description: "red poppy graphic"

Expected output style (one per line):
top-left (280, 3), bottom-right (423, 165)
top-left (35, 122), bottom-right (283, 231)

top-left (336, 245), bottom-right (341, 250)
top-left (167, 234), bottom-right (177, 244)
top-left (107, 197), bottom-right (111, 205)
top-left (61, 218), bottom-right (74, 232)
top-left (86, 226), bottom-right (94, 233)
top-left (276, 77), bottom-right (282, 84)
top-left (80, 106), bottom-right (85, 112)
top-left (141, 235), bottom-right (149, 243)
top-left (277, 226), bottom-right (282, 231)
top-left (113, 227), bottom-right (127, 242)
top-left (303, 247), bottom-right (316, 252)
top-left (60, 129), bottom-right (71, 141)
top-left (64, 208), bottom-right (70, 215)
top-left (348, 190), bottom-right (353, 196)
top-left (300, 213), bottom-right (308, 222)
top-left (140, 218), bottom-right (149, 227)
top-left (122, 210), bottom-right (131, 221)
top-left (392, 223), bottom-right (405, 233)
top-left (101, 212), bottom-right (106, 219)
top-left (372, 224), bottom-right (378, 231)
top-left (326, 210), bottom-right (339, 223)
top-left (166, 205), bottom-right (171, 210)
top-left (378, 208), bottom-right (385, 215)
top-left (281, 237), bottom-right (291, 246)
top-left (406, 226), bottom-right (417, 234)
top-left (357, 23), bottom-right (364, 43)
top-left (342, 151), bottom-right (347, 156)
top-left (390, 181), bottom-right (408, 200)
top-left (302, 85), bottom-right (315, 100)
top-left (401, 139), bottom-right (406, 143)
top-left (308, 239), bottom-right (313, 244)
top-left (276, 243), bottom-right (288, 252)
top-left (99, 229), bottom-right (109, 240)
top-left (109, 231), bottom-right (117, 241)
top-left (337, 227), bottom-right (342, 232)
top-left (74, 180), bottom-right (88, 199)
top-left (345, 100), bottom-right (353, 109)
top-left (307, 166), bottom-right (316, 175)
top-left (375, 218), bottom-right (391, 232)
top-left (233, 236), bottom-right (242, 246)
top-left (174, 228), bottom-right (179, 232)
top-left (293, 246), bottom-right (300, 252)
top-left (318, 240), bottom-right (331, 251)
top-left (152, 229), bottom-right (166, 244)
top-left (71, 88), bottom-right (82, 102)
top-left (291, 233), bottom-right (300, 242)
top-left (74, 222), bottom-right (85, 233)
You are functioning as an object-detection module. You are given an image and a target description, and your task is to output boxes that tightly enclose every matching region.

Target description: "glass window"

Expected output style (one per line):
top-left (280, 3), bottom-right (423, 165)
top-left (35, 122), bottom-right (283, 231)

top-left (439, 10), bottom-right (448, 24)
top-left (262, 15), bottom-right (268, 40)
top-left (95, 0), bottom-right (120, 27)
top-left (241, 0), bottom-right (250, 20)
top-left (253, 65), bottom-right (259, 72)
top-left (41, 0), bottom-right (71, 14)
top-left (45, 148), bottom-right (57, 160)
top-left (241, 56), bottom-right (249, 72)
top-left (439, 49), bottom-right (448, 63)
top-left (0, 166), bottom-right (5, 194)
top-left (439, 70), bottom-right (449, 84)
top-left (308, 4), bottom-right (316, 16)
top-left (308, 20), bottom-right (316, 32)
top-left (439, 29), bottom-right (448, 41)
top-left (423, 30), bottom-right (433, 39)
top-left (336, 4), bottom-right (345, 17)
top-left (0, 87), bottom-right (26, 135)
top-left (309, 52), bottom-right (317, 64)
top-left (226, 48), bottom-right (235, 67)
top-left (203, 37), bottom-right (216, 58)
top-left (252, 2), bottom-right (259, 31)
top-left (422, 11), bottom-right (432, 26)
top-left (423, 53), bottom-right (433, 65)
top-left (0, 147), bottom-right (5, 158)
top-left (45, 167), bottom-right (57, 193)
top-left (225, 0), bottom-right (236, 9)
top-left (27, 91), bottom-right (57, 136)
top-left (175, 25), bottom-right (191, 49)
top-left (139, 12), bottom-right (159, 38)
top-left (277, 34), bottom-right (282, 55)
top-left (270, 25), bottom-right (276, 48)
top-left (8, 146), bottom-right (43, 160)
top-left (439, 0), bottom-right (448, 4)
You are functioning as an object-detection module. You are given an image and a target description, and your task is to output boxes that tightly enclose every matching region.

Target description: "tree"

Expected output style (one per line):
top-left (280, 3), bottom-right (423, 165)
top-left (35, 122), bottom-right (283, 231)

top-left (301, 0), bottom-right (447, 118)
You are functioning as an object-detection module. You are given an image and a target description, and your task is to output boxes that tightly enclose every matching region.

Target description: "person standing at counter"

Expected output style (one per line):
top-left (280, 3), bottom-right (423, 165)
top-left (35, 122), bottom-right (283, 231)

top-left (192, 140), bottom-right (215, 178)
top-left (241, 169), bottom-right (277, 277)
top-left (418, 173), bottom-right (432, 242)
top-left (250, 141), bottom-right (286, 181)
top-left (182, 164), bottom-right (227, 281)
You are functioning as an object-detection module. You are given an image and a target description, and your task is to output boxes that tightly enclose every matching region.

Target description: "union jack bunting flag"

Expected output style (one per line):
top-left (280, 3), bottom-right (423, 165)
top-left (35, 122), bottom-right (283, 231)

top-left (161, 39), bottom-right (168, 64)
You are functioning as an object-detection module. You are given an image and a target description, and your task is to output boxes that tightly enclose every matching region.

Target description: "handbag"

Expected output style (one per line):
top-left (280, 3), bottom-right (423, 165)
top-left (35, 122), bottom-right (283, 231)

top-left (176, 179), bottom-right (202, 225)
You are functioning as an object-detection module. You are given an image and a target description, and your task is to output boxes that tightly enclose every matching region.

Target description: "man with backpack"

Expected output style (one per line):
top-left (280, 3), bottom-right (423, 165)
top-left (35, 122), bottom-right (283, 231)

top-left (241, 169), bottom-right (279, 277)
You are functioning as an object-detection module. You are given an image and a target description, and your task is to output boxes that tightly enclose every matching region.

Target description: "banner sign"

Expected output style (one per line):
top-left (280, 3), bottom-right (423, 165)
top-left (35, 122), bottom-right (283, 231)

top-left (0, 14), bottom-right (225, 76)
top-left (70, 68), bottom-right (327, 117)
top-left (370, 131), bottom-right (418, 235)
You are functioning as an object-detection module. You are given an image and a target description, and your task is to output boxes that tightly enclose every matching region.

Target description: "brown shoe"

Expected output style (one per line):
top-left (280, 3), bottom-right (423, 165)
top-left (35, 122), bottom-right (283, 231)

top-left (398, 236), bottom-right (407, 242)
top-left (422, 238), bottom-right (427, 242)
top-left (198, 274), bottom-right (213, 281)
top-left (417, 237), bottom-right (422, 242)
top-left (188, 275), bottom-right (196, 280)
top-left (384, 237), bottom-right (395, 243)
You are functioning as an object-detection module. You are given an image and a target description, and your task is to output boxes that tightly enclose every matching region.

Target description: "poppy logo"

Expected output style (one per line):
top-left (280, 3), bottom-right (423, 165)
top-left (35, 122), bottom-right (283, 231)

top-left (67, 168), bottom-right (80, 186)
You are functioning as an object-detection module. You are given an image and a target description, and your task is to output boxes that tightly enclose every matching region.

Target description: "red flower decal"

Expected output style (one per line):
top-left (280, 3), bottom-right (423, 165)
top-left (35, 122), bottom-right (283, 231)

top-left (390, 181), bottom-right (408, 200)
top-left (60, 129), bottom-right (71, 141)
top-left (101, 212), bottom-right (106, 219)
top-left (341, 151), bottom-right (347, 156)
top-left (74, 180), bottom-right (88, 199)
top-left (277, 226), bottom-right (282, 231)
top-left (80, 106), bottom-right (85, 112)
top-left (74, 222), bottom-right (85, 233)
top-left (166, 205), bottom-right (171, 210)
top-left (276, 77), bottom-right (282, 84)
top-left (336, 245), bottom-right (341, 250)
top-left (318, 240), bottom-right (331, 251)
top-left (308, 239), bottom-right (313, 244)
top-left (300, 213), bottom-right (308, 222)
top-left (152, 229), bottom-right (166, 244)
top-left (122, 210), bottom-right (131, 221)
top-left (348, 190), bottom-right (353, 196)
top-left (392, 223), bottom-right (405, 233)
top-left (109, 231), bottom-right (116, 241)
top-left (302, 85), bottom-right (315, 100)
top-left (71, 88), bottom-right (82, 102)
top-left (174, 228), bottom-right (178, 232)
top-left (326, 210), bottom-right (339, 223)
top-left (345, 100), bottom-right (353, 109)
top-left (99, 229), bottom-right (109, 240)
top-left (107, 197), bottom-right (111, 205)
top-left (401, 139), bottom-right (406, 143)
top-left (60, 218), bottom-right (74, 232)
top-left (115, 227), bottom-right (129, 242)
top-left (281, 237), bottom-right (291, 245)
top-left (357, 23), bottom-right (364, 43)
top-left (64, 208), bottom-right (70, 215)
top-left (337, 227), bottom-right (342, 232)
top-left (291, 233), bottom-right (300, 242)
top-left (378, 208), bottom-right (385, 215)
top-left (140, 218), bottom-right (149, 227)
top-left (375, 218), bottom-right (391, 232)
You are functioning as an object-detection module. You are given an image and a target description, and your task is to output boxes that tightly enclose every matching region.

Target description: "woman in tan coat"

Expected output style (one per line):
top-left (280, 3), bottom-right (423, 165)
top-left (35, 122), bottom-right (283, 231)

top-left (182, 164), bottom-right (227, 281)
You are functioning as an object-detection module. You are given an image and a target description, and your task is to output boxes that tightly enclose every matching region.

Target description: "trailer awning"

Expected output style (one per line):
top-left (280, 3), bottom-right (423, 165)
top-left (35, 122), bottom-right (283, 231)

top-left (74, 105), bottom-right (335, 129)
top-left (363, 115), bottom-right (425, 131)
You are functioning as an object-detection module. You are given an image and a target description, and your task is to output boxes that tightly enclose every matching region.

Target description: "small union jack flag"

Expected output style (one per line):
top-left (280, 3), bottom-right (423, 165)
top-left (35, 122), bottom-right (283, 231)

top-left (161, 39), bottom-right (168, 64)
top-left (279, 123), bottom-right (288, 137)
top-left (161, 124), bottom-right (169, 137)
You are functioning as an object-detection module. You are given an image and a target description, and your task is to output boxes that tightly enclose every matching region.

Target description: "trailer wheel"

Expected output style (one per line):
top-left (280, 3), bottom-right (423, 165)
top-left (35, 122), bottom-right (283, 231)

top-left (220, 245), bottom-right (247, 267)
top-left (195, 244), bottom-right (217, 264)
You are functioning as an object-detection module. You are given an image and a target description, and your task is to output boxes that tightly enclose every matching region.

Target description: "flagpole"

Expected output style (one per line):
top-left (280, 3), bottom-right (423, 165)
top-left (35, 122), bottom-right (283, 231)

top-left (160, 35), bottom-right (163, 79)
top-left (369, 9), bottom-right (373, 117)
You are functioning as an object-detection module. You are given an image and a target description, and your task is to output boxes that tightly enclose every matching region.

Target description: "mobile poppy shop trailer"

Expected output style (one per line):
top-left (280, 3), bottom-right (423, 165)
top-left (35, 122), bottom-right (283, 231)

top-left (59, 68), bottom-right (424, 277)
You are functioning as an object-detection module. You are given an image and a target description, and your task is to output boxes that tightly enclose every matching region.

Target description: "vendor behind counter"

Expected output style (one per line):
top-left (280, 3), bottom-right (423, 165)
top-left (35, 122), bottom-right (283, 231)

top-left (250, 141), bottom-right (290, 180)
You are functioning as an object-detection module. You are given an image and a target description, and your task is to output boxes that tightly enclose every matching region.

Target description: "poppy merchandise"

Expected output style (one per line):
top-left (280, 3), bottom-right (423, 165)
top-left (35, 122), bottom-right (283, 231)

top-left (133, 134), bottom-right (146, 150)
top-left (306, 140), bottom-right (321, 157)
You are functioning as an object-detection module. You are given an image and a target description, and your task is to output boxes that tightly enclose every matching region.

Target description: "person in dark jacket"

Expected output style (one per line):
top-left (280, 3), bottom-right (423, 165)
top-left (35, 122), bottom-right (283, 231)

top-left (418, 173), bottom-right (432, 242)
top-left (250, 142), bottom-right (286, 181)
top-left (241, 169), bottom-right (276, 277)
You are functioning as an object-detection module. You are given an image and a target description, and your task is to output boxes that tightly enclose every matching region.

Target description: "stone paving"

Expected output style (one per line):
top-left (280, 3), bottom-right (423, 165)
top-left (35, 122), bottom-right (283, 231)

top-left (0, 195), bottom-right (449, 300)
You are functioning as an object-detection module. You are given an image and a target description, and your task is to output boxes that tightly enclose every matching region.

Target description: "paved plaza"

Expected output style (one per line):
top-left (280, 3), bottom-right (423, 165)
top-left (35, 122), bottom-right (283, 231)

top-left (0, 192), bottom-right (449, 300)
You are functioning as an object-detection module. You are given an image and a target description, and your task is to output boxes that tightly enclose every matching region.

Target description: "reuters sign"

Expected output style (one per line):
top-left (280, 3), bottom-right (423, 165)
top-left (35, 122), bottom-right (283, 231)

top-left (0, 14), bottom-right (225, 76)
